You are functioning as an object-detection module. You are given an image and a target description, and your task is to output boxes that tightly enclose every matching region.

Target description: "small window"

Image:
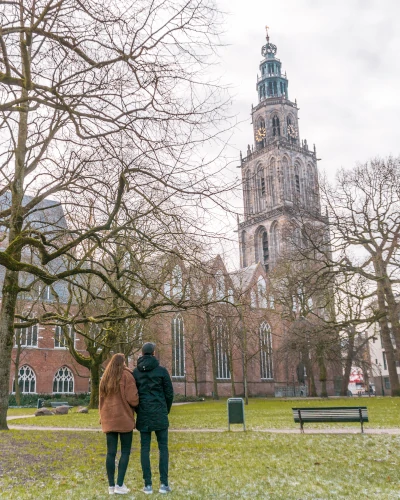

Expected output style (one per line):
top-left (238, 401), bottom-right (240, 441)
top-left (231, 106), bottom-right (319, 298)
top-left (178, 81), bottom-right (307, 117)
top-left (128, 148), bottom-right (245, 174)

top-left (54, 326), bottom-right (75, 349)
top-left (40, 285), bottom-right (54, 302)
top-left (15, 325), bottom-right (38, 348)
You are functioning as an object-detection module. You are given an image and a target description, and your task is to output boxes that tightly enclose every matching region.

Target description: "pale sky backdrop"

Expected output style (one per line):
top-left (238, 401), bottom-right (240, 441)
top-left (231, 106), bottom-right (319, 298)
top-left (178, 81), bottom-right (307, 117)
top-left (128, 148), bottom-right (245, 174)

top-left (211, 0), bottom-right (400, 268)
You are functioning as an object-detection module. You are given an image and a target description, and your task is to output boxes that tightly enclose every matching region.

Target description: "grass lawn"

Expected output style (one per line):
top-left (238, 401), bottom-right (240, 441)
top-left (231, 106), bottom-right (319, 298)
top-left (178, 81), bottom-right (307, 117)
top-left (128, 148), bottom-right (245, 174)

top-left (1, 429), bottom-right (400, 499)
top-left (8, 397), bottom-right (400, 430)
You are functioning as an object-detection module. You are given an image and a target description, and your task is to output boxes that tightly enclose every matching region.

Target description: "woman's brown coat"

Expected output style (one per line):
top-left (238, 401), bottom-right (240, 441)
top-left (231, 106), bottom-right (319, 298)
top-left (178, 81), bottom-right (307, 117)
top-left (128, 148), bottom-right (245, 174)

top-left (99, 367), bottom-right (139, 433)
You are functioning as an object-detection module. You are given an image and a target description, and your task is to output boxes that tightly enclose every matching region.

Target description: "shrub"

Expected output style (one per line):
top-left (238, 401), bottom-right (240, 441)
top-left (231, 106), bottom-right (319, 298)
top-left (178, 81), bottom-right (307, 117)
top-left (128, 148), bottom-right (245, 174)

top-left (173, 394), bottom-right (204, 403)
top-left (9, 393), bottom-right (91, 407)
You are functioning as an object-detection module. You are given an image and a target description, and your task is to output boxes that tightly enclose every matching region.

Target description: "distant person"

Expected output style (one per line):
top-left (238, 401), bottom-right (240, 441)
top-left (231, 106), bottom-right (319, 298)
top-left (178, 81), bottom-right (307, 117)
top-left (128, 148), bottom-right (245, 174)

top-left (133, 342), bottom-right (174, 494)
top-left (99, 353), bottom-right (139, 495)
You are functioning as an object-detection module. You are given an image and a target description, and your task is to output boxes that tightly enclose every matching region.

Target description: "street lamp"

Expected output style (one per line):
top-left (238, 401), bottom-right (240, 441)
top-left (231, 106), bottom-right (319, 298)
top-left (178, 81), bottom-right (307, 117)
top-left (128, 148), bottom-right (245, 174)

top-left (378, 363), bottom-right (385, 396)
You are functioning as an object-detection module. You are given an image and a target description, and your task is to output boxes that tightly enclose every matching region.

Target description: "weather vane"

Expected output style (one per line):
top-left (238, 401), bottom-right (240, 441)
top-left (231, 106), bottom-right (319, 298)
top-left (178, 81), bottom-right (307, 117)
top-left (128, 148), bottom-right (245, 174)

top-left (265, 25), bottom-right (269, 41)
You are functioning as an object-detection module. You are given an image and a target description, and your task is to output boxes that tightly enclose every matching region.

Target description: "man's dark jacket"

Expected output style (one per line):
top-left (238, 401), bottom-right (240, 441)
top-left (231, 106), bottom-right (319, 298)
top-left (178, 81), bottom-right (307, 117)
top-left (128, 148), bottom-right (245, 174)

top-left (133, 354), bottom-right (174, 432)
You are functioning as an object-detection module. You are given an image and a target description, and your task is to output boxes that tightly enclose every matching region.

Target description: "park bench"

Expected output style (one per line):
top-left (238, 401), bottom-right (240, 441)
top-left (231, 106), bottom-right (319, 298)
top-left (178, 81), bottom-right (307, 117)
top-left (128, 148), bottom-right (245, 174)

top-left (50, 402), bottom-right (70, 408)
top-left (292, 406), bottom-right (368, 434)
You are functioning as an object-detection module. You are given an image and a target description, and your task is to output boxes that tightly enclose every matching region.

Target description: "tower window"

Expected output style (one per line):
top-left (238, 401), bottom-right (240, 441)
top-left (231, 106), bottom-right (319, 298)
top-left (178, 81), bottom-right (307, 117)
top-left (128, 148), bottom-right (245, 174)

top-left (261, 176), bottom-right (266, 195)
top-left (262, 230), bottom-right (269, 271)
top-left (272, 115), bottom-right (280, 136)
top-left (295, 174), bottom-right (300, 193)
top-left (273, 81), bottom-right (277, 95)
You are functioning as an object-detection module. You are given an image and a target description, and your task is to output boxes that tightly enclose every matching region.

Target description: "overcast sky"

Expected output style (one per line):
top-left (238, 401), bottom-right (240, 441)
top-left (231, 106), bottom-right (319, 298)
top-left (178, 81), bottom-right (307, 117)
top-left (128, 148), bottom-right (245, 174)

top-left (210, 0), bottom-right (400, 266)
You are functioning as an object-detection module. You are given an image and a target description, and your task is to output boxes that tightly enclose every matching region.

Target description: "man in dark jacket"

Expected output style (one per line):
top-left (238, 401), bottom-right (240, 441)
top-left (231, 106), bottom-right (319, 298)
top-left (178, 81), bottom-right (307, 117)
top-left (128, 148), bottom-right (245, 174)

top-left (133, 342), bottom-right (174, 495)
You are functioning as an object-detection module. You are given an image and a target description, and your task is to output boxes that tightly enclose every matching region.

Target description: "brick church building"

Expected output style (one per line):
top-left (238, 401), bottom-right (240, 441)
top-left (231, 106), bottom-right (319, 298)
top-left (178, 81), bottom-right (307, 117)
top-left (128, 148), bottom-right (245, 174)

top-left (4, 29), bottom-right (340, 400)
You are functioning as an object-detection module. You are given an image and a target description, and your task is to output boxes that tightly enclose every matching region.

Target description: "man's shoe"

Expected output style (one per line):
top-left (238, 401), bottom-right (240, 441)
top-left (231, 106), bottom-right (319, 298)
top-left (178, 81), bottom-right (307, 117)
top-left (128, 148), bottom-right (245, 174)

top-left (143, 485), bottom-right (153, 494)
top-left (159, 484), bottom-right (172, 494)
top-left (114, 484), bottom-right (130, 495)
top-left (109, 486), bottom-right (115, 495)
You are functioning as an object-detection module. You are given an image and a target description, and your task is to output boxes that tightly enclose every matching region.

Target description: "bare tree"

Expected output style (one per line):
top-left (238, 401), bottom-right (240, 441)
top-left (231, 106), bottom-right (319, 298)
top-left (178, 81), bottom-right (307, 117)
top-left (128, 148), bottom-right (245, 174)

top-left (303, 158), bottom-right (400, 394)
top-left (0, 0), bottom-right (233, 429)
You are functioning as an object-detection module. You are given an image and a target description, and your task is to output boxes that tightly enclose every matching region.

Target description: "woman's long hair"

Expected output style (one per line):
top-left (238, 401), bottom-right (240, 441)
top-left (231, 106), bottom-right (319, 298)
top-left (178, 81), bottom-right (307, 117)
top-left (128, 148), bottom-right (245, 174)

top-left (100, 353), bottom-right (126, 398)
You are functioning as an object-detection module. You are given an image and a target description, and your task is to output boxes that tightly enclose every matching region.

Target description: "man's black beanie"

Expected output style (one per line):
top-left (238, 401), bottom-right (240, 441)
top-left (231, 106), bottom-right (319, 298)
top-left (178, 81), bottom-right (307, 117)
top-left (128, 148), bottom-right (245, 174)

top-left (142, 342), bottom-right (155, 355)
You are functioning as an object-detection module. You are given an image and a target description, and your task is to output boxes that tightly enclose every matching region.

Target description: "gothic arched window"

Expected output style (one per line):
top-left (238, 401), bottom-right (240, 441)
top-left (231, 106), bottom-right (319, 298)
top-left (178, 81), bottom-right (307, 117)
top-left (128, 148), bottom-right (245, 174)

top-left (257, 276), bottom-right (267, 308)
top-left (13, 365), bottom-right (36, 394)
top-left (171, 265), bottom-right (183, 298)
top-left (53, 366), bottom-right (74, 393)
top-left (215, 270), bottom-right (225, 300)
top-left (215, 319), bottom-right (230, 379)
top-left (241, 230), bottom-right (247, 267)
top-left (272, 115), bottom-right (280, 136)
top-left (172, 314), bottom-right (185, 378)
top-left (260, 322), bottom-right (273, 379)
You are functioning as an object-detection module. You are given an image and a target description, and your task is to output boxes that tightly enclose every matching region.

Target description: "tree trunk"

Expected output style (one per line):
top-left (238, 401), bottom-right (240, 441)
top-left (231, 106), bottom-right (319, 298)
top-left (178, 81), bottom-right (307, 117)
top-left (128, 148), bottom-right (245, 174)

top-left (317, 345), bottom-right (328, 397)
top-left (13, 343), bottom-right (22, 406)
top-left (89, 364), bottom-right (101, 409)
top-left (382, 276), bottom-right (400, 362)
top-left (377, 284), bottom-right (400, 396)
top-left (242, 353), bottom-right (249, 405)
top-left (341, 330), bottom-right (355, 396)
top-left (0, 271), bottom-right (20, 429)
top-left (0, 77), bottom-right (29, 429)
top-left (205, 311), bottom-right (218, 400)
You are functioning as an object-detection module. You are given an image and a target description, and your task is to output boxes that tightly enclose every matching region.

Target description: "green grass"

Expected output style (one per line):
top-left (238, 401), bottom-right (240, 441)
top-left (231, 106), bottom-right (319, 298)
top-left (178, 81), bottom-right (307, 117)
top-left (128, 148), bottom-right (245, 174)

top-left (7, 408), bottom-right (37, 417)
top-left (9, 397), bottom-right (400, 430)
top-left (1, 429), bottom-right (400, 499)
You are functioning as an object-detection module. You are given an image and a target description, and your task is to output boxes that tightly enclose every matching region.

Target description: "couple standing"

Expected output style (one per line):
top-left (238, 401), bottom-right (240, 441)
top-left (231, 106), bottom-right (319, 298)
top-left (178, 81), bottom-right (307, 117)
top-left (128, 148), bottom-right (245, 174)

top-left (99, 343), bottom-right (174, 495)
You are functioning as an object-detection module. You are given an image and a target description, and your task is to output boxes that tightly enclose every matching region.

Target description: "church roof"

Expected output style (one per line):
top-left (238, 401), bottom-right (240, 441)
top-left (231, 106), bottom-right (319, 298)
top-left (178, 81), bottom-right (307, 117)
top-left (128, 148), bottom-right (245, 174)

top-left (229, 263), bottom-right (259, 291)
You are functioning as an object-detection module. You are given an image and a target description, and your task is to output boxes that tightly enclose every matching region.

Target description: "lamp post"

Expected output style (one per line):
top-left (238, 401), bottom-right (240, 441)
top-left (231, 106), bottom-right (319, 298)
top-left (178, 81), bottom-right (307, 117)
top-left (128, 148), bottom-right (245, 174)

top-left (378, 363), bottom-right (385, 396)
top-left (184, 371), bottom-right (187, 399)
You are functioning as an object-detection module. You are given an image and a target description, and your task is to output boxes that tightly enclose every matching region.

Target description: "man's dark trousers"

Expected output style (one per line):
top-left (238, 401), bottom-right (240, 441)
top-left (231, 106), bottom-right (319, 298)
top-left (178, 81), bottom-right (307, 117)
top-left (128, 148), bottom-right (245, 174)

top-left (140, 428), bottom-right (168, 486)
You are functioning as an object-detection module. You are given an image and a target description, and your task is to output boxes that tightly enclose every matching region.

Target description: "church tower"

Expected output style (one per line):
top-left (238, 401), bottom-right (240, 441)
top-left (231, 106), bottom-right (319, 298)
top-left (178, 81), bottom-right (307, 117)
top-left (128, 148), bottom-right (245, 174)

top-left (238, 28), bottom-right (321, 271)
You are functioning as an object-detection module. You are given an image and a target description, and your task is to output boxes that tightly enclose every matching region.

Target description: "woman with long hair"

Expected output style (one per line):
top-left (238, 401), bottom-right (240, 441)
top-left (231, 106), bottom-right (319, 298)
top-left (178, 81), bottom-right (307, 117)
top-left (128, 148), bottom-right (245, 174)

top-left (99, 353), bottom-right (139, 495)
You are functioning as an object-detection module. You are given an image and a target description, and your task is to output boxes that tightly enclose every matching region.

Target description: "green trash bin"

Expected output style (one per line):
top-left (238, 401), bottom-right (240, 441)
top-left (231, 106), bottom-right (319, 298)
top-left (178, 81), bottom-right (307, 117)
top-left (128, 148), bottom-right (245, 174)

top-left (227, 398), bottom-right (245, 431)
